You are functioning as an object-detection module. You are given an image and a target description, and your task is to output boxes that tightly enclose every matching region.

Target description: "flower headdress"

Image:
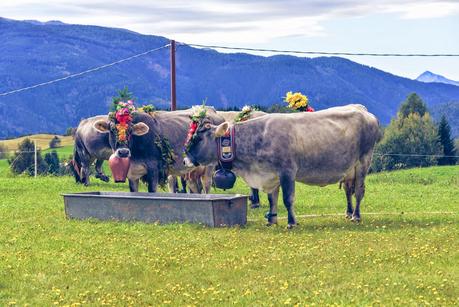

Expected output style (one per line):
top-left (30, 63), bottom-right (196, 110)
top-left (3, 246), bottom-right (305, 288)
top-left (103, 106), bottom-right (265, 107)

top-left (284, 91), bottom-right (309, 111)
top-left (108, 88), bottom-right (137, 143)
top-left (234, 105), bottom-right (255, 123)
top-left (183, 104), bottom-right (208, 153)
top-left (138, 104), bottom-right (155, 116)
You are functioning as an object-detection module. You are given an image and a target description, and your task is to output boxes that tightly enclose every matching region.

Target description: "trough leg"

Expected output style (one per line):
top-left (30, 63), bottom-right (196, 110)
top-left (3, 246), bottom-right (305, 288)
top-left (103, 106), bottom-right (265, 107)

top-left (94, 159), bottom-right (110, 182)
top-left (249, 188), bottom-right (261, 209)
top-left (266, 186), bottom-right (279, 225)
top-left (280, 173), bottom-right (297, 228)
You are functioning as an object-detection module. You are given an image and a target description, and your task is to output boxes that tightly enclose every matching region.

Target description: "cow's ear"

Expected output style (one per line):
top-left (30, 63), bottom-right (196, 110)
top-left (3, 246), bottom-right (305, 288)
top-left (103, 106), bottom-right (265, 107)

top-left (132, 122), bottom-right (149, 136)
top-left (94, 120), bottom-right (110, 133)
top-left (214, 122), bottom-right (229, 137)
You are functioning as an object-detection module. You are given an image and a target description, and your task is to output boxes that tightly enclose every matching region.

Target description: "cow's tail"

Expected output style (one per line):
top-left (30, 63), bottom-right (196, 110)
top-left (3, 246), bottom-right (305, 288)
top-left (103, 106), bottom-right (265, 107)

top-left (71, 146), bottom-right (82, 183)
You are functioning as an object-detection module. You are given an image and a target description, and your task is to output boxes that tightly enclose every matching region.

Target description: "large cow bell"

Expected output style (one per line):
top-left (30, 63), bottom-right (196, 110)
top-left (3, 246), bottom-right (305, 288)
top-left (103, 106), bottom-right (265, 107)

top-left (213, 168), bottom-right (236, 190)
top-left (108, 153), bottom-right (130, 183)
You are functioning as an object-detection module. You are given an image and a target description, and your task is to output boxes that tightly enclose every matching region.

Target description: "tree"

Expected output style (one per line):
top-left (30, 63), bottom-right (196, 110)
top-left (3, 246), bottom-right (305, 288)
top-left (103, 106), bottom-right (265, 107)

top-left (44, 150), bottom-right (61, 174)
top-left (371, 93), bottom-right (441, 172)
top-left (399, 93), bottom-right (428, 119)
top-left (65, 127), bottom-right (76, 136)
top-left (49, 136), bottom-right (61, 148)
top-left (8, 138), bottom-right (48, 175)
top-left (112, 86), bottom-right (134, 103)
top-left (437, 115), bottom-right (457, 165)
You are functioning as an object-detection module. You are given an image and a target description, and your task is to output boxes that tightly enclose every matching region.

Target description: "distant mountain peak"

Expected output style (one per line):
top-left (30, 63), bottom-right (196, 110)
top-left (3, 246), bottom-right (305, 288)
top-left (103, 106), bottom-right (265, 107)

top-left (416, 71), bottom-right (459, 86)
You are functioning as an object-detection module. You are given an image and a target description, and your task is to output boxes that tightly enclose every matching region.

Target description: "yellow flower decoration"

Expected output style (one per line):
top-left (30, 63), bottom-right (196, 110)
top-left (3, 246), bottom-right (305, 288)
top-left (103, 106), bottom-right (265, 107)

top-left (284, 91), bottom-right (309, 110)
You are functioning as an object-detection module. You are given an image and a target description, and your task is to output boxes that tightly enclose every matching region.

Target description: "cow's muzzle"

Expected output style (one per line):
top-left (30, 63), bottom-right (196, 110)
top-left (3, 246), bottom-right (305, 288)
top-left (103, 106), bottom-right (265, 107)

top-left (183, 156), bottom-right (199, 168)
top-left (116, 147), bottom-right (131, 158)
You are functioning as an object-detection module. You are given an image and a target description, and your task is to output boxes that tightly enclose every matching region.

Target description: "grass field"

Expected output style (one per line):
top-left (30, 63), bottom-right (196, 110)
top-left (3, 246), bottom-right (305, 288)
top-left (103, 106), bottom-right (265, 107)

top-left (43, 145), bottom-right (75, 159)
top-left (0, 134), bottom-right (74, 151)
top-left (0, 160), bottom-right (458, 305)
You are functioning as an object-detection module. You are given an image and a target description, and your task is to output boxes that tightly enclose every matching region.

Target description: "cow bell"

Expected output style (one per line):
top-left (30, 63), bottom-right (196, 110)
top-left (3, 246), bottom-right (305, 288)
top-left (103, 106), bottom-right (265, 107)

top-left (213, 168), bottom-right (236, 190)
top-left (108, 153), bottom-right (130, 183)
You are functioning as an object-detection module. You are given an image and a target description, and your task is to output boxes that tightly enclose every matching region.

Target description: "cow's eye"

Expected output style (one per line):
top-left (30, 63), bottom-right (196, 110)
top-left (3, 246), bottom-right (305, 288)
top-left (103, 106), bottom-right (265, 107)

top-left (198, 123), bottom-right (211, 133)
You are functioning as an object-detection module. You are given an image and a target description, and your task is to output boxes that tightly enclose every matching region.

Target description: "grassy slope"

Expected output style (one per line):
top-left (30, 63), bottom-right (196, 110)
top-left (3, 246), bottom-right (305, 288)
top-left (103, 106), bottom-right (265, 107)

top-left (0, 163), bottom-right (458, 305)
top-left (0, 134), bottom-right (74, 151)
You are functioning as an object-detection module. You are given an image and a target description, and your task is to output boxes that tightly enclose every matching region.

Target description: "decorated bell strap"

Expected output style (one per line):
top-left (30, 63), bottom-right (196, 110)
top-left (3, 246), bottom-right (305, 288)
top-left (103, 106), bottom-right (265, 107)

top-left (217, 126), bottom-right (236, 169)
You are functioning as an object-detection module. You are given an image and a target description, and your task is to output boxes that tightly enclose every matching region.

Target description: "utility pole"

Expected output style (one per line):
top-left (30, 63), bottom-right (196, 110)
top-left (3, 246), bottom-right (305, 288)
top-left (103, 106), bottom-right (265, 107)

top-left (170, 40), bottom-right (177, 111)
top-left (34, 140), bottom-right (37, 178)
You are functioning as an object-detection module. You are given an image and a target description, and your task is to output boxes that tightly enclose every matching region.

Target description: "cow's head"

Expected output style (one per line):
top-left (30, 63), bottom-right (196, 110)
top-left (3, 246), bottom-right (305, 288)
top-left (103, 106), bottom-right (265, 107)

top-left (93, 115), bottom-right (149, 158)
top-left (183, 121), bottom-right (229, 167)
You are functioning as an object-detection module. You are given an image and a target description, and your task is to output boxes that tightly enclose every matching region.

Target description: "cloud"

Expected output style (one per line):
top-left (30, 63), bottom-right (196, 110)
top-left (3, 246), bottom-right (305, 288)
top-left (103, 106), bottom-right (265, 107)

top-left (0, 0), bottom-right (458, 44)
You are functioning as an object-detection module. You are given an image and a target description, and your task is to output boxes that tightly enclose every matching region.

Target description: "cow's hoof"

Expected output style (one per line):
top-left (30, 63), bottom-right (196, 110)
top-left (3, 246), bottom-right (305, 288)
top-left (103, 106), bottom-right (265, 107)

top-left (266, 222), bottom-right (277, 227)
top-left (287, 223), bottom-right (297, 230)
top-left (251, 203), bottom-right (260, 209)
top-left (99, 175), bottom-right (110, 182)
top-left (345, 212), bottom-right (353, 219)
top-left (351, 216), bottom-right (361, 223)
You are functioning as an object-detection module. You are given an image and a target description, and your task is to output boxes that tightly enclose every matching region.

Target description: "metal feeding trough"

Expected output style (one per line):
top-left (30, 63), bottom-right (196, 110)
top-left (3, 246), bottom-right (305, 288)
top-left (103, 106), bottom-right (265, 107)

top-left (63, 192), bottom-right (247, 227)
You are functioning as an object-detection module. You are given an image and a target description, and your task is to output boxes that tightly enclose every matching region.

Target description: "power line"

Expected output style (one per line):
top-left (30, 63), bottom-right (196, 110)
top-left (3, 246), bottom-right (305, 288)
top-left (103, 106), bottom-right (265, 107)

top-left (180, 42), bottom-right (459, 57)
top-left (0, 44), bottom-right (170, 97)
top-left (2, 149), bottom-right (458, 158)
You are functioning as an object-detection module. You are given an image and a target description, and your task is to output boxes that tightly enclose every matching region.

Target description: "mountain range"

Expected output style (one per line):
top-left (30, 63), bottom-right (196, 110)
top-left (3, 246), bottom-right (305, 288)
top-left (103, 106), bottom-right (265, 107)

top-left (1, 17), bottom-right (459, 139)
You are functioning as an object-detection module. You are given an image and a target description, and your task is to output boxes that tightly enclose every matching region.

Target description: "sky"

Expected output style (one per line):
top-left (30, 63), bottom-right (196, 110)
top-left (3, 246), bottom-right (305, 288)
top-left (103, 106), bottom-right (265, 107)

top-left (1, 0), bottom-right (459, 80)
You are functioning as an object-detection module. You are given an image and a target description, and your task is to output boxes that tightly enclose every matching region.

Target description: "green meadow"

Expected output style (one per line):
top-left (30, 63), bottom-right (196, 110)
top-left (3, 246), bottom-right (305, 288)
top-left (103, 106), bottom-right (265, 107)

top-left (0, 158), bottom-right (458, 305)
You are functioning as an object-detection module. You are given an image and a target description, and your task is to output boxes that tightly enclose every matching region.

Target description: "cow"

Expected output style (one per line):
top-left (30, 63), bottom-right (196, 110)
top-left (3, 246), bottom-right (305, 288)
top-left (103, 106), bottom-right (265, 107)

top-left (184, 105), bottom-right (382, 228)
top-left (217, 110), bottom-right (267, 208)
top-left (73, 115), bottom-right (112, 185)
top-left (93, 108), bottom-right (225, 193)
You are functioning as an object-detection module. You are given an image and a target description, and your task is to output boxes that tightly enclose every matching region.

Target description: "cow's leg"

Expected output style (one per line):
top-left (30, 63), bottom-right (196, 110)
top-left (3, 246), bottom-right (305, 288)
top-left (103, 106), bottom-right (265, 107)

top-left (129, 178), bottom-right (139, 192)
top-left (187, 179), bottom-right (200, 193)
top-left (147, 174), bottom-right (159, 193)
top-left (167, 175), bottom-right (177, 193)
top-left (180, 176), bottom-right (188, 193)
top-left (343, 179), bottom-right (355, 219)
top-left (94, 159), bottom-right (109, 182)
top-left (280, 173), bottom-right (297, 228)
top-left (249, 188), bottom-right (261, 209)
top-left (196, 178), bottom-right (203, 194)
top-left (266, 186), bottom-right (279, 226)
top-left (80, 161), bottom-right (91, 186)
top-left (202, 166), bottom-right (213, 194)
top-left (352, 155), bottom-right (372, 222)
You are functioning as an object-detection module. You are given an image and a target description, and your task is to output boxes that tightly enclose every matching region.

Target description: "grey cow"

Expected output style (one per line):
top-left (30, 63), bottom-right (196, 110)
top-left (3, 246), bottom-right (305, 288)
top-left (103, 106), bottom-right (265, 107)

top-left (73, 115), bottom-right (112, 185)
top-left (184, 105), bottom-right (382, 227)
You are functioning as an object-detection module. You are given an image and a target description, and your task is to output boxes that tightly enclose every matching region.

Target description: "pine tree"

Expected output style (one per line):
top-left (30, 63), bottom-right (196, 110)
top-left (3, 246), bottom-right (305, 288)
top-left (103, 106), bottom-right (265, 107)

top-left (399, 93), bottom-right (427, 119)
top-left (371, 93), bottom-right (441, 171)
top-left (44, 150), bottom-right (61, 174)
top-left (8, 138), bottom-right (48, 175)
top-left (437, 115), bottom-right (457, 165)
